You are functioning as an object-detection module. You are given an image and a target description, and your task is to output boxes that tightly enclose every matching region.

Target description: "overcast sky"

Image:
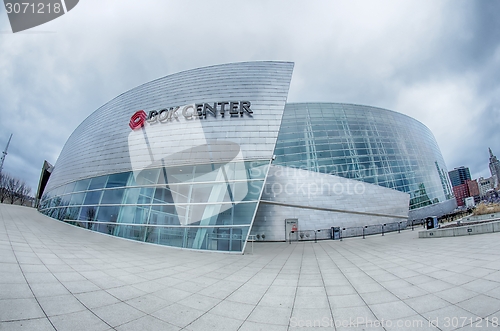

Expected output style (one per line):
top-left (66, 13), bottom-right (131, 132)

top-left (0, 0), bottom-right (499, 192)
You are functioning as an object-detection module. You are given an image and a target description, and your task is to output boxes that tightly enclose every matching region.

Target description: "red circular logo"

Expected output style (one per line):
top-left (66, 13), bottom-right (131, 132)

top-left (129, 110), bottom-right (147, 130)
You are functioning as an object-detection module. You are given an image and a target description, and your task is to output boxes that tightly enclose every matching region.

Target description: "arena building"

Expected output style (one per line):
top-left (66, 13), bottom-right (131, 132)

top-left (38, 61), bottom-right (456, 252)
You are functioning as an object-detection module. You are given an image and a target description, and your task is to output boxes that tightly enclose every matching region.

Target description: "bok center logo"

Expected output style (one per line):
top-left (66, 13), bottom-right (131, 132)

top-left (4, 0), bottom-right (79, 33)
top-left (129, 110), bottom-right (147, 130)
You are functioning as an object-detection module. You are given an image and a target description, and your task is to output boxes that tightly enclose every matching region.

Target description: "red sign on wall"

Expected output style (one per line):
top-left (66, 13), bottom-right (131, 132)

top-left (129, 110), bottom-right (147, 130)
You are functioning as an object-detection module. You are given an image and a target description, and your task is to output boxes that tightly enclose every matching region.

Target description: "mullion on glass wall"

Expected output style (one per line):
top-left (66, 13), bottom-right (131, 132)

top-left (274, 103), bottom-right (452, 210)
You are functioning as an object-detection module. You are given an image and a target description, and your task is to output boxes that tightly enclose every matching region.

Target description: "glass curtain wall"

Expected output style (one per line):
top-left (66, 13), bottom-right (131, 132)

top-left (39, 160), bottom-right (269, 252)
top-left (274, 103), bottom-right (453, 209)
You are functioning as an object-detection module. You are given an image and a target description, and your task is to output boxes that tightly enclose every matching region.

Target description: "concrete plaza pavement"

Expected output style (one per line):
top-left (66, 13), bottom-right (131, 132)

top-left (1, 204), bottom-right (500, 330)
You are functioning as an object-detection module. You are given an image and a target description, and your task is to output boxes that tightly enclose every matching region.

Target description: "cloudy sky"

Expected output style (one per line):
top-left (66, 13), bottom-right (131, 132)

top-left (0, 0), bottom-right (499, 192)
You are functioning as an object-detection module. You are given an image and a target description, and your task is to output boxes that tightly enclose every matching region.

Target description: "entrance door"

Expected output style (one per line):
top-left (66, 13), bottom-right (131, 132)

top-left (285, 219), bottom-right (298, 242)
top-left (332, 227), bottom-right (340, 240)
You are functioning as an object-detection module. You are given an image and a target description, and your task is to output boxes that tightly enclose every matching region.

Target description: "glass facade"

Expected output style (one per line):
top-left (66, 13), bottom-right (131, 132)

top-left (274, 103), bottom-right (453, 210)
top-left (39, 160), bottom-right (269, 252)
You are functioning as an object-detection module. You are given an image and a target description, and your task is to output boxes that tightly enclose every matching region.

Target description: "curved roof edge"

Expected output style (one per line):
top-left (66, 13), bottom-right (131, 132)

top-left (285, 102), bottom-right (430, 130)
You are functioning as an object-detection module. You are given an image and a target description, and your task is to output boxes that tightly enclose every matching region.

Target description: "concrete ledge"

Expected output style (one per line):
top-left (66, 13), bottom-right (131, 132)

top-left (419, 220), bottom-right (500, 238)
top-left (462, 212), bottom-right (500, 222)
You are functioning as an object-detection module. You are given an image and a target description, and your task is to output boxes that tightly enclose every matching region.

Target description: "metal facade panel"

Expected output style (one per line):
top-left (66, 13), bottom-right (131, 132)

top-left (46, 61), bottom-right (294, 191)
top-left (251, 164), bottom-right (410, 241)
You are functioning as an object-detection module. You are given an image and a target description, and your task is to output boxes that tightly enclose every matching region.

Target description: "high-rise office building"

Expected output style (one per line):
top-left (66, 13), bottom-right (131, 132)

top-left (448, 166), bottom-right (471, 187)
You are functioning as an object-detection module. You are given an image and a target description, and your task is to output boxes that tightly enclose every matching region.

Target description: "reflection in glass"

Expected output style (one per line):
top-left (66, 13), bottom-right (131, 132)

top-left (275, 103), bottom-right (453, 210)
top-left (39, 160), bottom-right (268, 252)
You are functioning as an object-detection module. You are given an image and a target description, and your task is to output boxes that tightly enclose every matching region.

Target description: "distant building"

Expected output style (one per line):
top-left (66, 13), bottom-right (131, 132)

top-left (448, 166), bottom-right (471, 187)
top-left (464, 196), bottom-right (475, 208)
top-left (478, 177), bottom-right (494, 198)
top-left (489, 148), bottom-right (500, 188)
top-left (452, 183), bottom-right (469, 207)
top-left (467, 179), bottom-right (480, 203)
top-left (35, 160), bottom-right (53, 208)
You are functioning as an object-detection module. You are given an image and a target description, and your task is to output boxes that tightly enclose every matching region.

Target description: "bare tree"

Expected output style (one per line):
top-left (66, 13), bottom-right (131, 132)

top-left (18, 182), bottom-right (32, 206)
top-left (86, 207), bottom-right (96, 229)
top-left (0, 172), bottom-right (9, 203)
top-left (6, 176), bottom-right (21, 204)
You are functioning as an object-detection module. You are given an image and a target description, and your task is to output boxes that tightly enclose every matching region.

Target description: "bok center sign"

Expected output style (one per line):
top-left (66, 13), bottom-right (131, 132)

top-left (129, 101), bottom-right (253, 131)
top-left (127, 100), bottom-right (255, 178)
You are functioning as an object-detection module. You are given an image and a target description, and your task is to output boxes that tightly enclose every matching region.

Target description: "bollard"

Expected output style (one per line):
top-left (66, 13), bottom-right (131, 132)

top-left (382, 223), bottom-right (386, 236)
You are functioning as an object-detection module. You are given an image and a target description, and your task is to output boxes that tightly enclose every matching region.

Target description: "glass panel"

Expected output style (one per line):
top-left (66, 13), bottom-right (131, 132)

top-left (74, 179), bottom-right (90, 192)
top-left (167, 165), bottom-right (195, 183)
top-left (105, 172), bottom-right (131, 188)
top-left (88, 175), bottom-right (108, 190)
top-left (96, 206), bottom-right (120, 223)
top-left (69, 192), bottom-right (85, 205)
top-left (190, 183), bottom-right (231, 204)
top-left (135, 168), bottom-right (160, 185)
top-left (83, 190), bottom-right (102, 205)
top-left (152, 187), bottom-right (174, 204)
top-left (101, 189), bottom-right (125, 204)
top-left (50, 186), bottom-right (65, 197)
top-left (232, 203), bottom-right (257, 225)
top-left (243, 181), bottom-right (263, 201)
top-left (150, 205), bottom-right (180, 226)
top-left (63, 182), bottom-right (76, 195)
top-left (192, 163), bottom-right (219, 182)
top-left (93, 222), bottom-right (116, 235)
top-left (78, 206), bottom-right (98, 222)
top-left (51, 207), bottom-right (66, 221)
top-left (114, 224), bottom-right (144, 241)
top-left (156, 227), bottom-right (185, 247)
top-left (123, 187), bottom-right (141, 205)
top-left (137, 187), bottom-right (154, 204)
